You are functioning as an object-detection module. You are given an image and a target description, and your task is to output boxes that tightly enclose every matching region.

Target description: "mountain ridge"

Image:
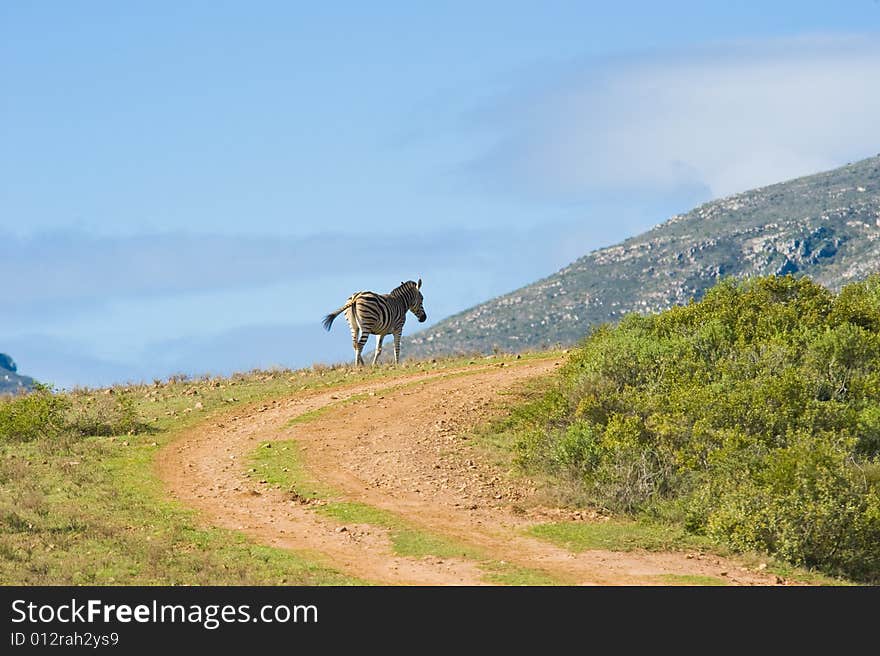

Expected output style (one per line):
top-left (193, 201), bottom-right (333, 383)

top-left (0, 353), bottom-right (35, 395)
top-left (407, 153), bottom-right (880, 356)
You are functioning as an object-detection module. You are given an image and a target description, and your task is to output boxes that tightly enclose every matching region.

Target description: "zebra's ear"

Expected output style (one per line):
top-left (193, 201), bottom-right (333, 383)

top-left (417, 278), bottom-right (422, 289)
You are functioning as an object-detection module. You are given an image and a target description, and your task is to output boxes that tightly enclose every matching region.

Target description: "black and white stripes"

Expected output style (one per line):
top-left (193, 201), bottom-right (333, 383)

top-left (323, 279), bottom-right (427, 366)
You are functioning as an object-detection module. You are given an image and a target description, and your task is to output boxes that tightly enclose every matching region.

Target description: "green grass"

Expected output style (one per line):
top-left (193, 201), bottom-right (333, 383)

top-left (0, 432), bottom-right (359, 585)
top-left (0, 354), bottom-right (500, 585)
top-left (317, 500), bottom-right (397, 527)
top-left (654, 574), bottom-right (728, 586)
top-left (318, 502), bottom-right (559, 583)
top-left (389, 527), bottom-right (477, 560)
top-left (248, 440), bottom-right (332, 500)
top-left (284, 393), bottom-right (372, 428)
top-left (528, 520), bottom-right (713, 553)
top-left (479, 560), bottom-right (560, 586)
top-left (313, 497), bottom-right (480, 561)
top-left (527, 520), bottom-right (851, 585)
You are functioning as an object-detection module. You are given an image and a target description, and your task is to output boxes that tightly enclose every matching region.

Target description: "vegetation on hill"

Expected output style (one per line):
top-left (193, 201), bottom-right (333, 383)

top-left (409, 154), bottom-right (880, 357)
top-left (503, 274), bottom-right (880, 583)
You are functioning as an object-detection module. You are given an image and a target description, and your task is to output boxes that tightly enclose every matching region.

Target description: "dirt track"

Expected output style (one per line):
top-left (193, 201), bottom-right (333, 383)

top-left (157, 358), bottom-right (783, 585)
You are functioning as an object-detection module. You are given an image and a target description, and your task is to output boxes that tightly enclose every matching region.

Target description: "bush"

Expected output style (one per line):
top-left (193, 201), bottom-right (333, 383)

top-left (0, 385), bottom-right (146, 444)
top-left (0, 384), bottom-right (68, 442)
top-left (513, 274), bottom-right (880, 582)
top-left (65, 390), bottom-right (141, 437)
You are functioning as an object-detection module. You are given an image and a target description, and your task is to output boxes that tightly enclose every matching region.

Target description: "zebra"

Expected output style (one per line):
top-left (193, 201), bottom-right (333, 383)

top-left (322, 279), bottom-right (427, 366)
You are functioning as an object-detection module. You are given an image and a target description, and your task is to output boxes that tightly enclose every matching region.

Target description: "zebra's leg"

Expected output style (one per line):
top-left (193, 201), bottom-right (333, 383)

top-left (350, 328), bottom-right (360, 365)
top-left (347, 308), bottom-right (360, 366)
top-left (372, 334), bottom-right (385, 366)
top-left (392, 331), bottom-right (402, 365)
top-left (355, 332), bottom-right (370, 366)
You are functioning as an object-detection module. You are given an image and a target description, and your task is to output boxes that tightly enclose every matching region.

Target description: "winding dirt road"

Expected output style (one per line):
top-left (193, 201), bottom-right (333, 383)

top-left (157, 358), bottom-right (782, 585)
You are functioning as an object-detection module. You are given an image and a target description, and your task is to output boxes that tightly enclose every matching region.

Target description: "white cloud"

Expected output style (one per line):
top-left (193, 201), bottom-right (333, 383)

top-left (465, 35), bottom-right (880, 200)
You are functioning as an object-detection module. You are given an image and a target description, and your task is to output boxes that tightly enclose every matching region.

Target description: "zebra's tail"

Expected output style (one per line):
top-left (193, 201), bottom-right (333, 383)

top-left (322, 297), bottom-right (356, 332)
top-left (322, 312), bottom-right (338, 331)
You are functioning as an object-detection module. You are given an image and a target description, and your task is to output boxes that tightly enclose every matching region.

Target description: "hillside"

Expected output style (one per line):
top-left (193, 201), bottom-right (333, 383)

top-left (0, 353), bottom-right (34, 395)
top-left (4, 354), bottom-right (821, 585)
top-left (408, 154), bottom-right (880, 356)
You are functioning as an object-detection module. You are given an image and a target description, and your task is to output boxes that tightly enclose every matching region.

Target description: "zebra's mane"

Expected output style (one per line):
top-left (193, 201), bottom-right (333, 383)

top-left (389, 281), bottom-right (417, 298)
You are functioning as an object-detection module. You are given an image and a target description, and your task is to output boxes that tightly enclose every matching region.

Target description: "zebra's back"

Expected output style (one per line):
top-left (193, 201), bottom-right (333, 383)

top-left (350, 291), bottom-right (406, 335)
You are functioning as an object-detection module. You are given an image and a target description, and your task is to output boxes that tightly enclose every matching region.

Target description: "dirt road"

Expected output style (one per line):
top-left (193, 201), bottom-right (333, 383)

top-left (157, 357), bottom-right (782, 585)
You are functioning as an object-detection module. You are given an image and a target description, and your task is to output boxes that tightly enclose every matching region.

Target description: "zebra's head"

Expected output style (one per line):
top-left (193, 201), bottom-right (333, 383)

top-left (403, 278), bottom-right (427, 323)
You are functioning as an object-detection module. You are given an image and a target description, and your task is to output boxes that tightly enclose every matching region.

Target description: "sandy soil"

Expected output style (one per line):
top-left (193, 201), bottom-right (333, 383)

top-left (156, 358), bottom-right (785, 585)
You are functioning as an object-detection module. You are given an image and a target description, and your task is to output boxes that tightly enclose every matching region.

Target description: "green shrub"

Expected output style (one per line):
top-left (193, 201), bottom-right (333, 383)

top-left (513, 274), bottom-right (880, 582)
top-left (703, 433), bottom-right (880, 580)
top-left (0, 384), bottom-right (68, 442)
top-left (0, 385), bottom-right (146, 444)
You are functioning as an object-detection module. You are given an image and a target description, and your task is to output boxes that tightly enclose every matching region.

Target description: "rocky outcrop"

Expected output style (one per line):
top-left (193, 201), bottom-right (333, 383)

top-left (0, 353), bottom-right (34, 394)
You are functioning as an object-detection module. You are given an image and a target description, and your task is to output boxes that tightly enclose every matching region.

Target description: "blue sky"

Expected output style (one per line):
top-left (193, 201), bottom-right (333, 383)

top-left (3, 2), bottom-right (880, 387)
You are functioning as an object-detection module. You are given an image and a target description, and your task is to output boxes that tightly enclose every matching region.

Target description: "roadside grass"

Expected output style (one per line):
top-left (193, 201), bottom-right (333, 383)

top-left (1, 354), bottom-right (505, 585)
top-left (654, 574), bottom-right (727, 586)
top-left (0, 434), bottom-right (358, 585)
top-left (479, 561), bottom-right (560, 586)
top-left (249, 441), bottom-right (332, 501)
top-left (527, 520), bottom-right (850, 586)
top-left (319, 500), bottom-right (563, 585)
top-left (319, 501), bottom-right (479, 560)
top-left (527, 519), bottom-right (713, 553)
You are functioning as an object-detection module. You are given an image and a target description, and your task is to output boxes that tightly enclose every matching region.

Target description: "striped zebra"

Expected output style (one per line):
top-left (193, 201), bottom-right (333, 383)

top-left (322, 279), bottom-right (427, 366)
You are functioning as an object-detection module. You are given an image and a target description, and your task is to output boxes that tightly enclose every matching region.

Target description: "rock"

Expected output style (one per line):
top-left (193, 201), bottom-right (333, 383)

top-left (0, 353), bottom-right (17, 372)
top-left (335, 526), bottom-right (348, 533)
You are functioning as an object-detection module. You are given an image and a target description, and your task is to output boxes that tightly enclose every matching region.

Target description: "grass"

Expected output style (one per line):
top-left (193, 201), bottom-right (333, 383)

top-left (527, 520), bottom-right (713, 553)
top-left (249, 440), bottom-right (332, 500)
top-left (527, 520), bottom-right (851, 585)
top-left (479, 561), bottom-right (560, 586)
top-left (0, 355), bottom-right (499, 585)
top-left (654, 574), bottom-right (728, 586)
top-left (316, 501), bottom-right (561, 583)
top-left (0, 432), bottom-right (358, 585)
top-left (318, 501), bottom-right (479, 560)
